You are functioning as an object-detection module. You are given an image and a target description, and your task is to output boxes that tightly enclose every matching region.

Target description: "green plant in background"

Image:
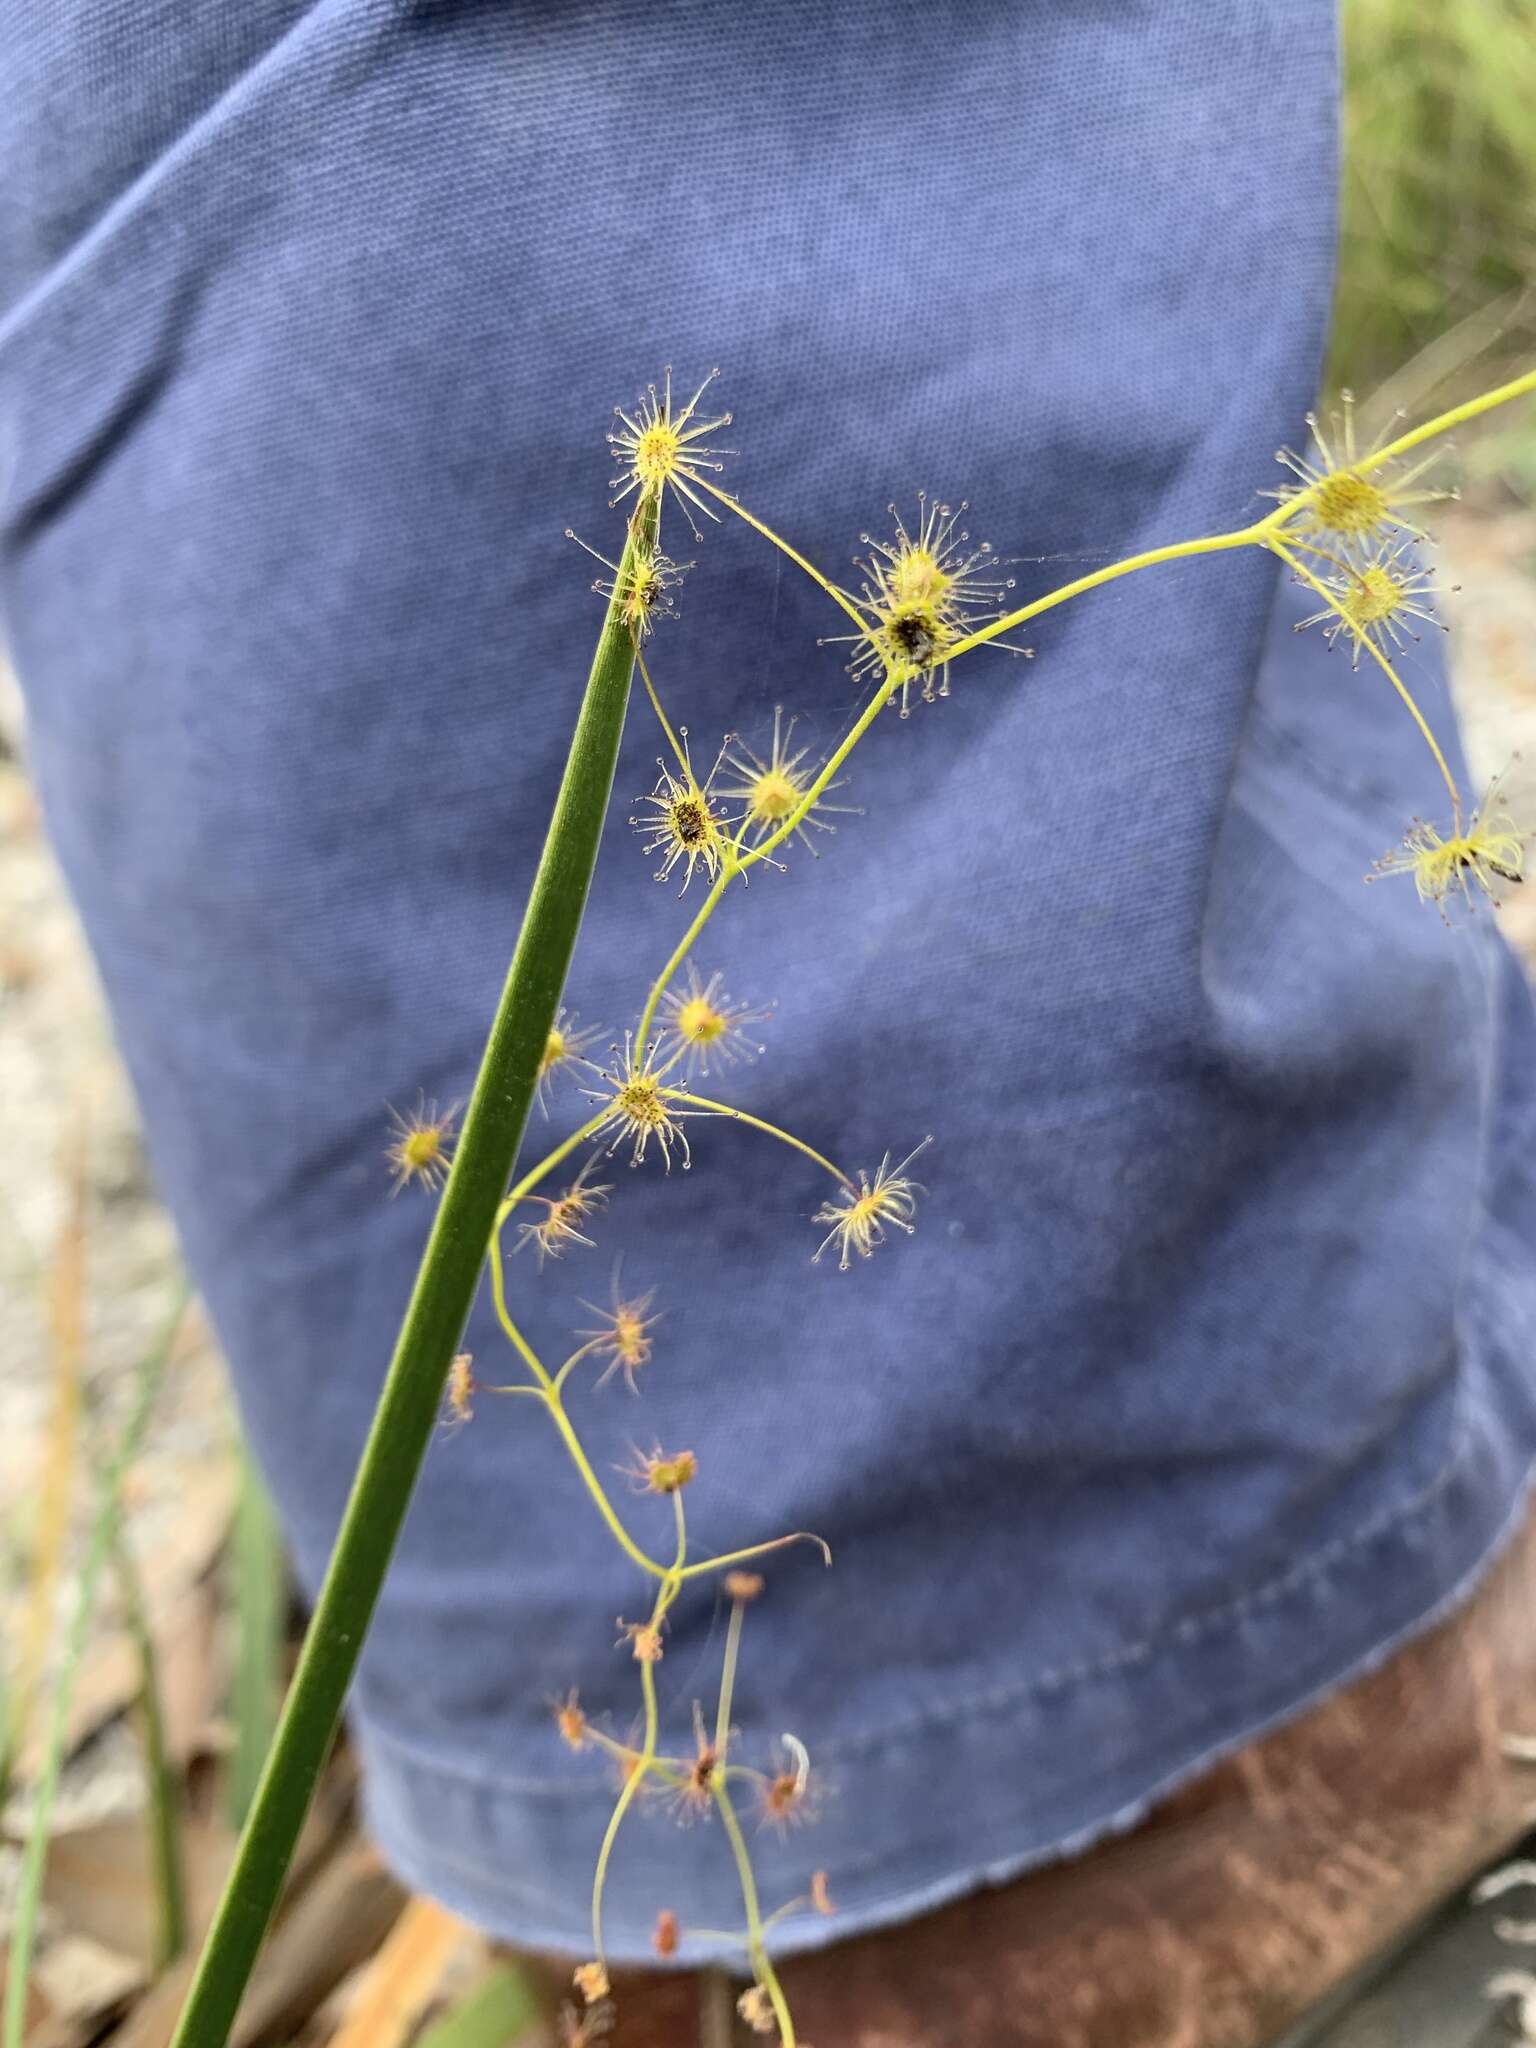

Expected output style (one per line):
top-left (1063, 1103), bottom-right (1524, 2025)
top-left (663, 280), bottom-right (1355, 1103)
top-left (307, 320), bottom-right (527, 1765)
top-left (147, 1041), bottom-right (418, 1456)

top-left (228, 1444), bottom-right (285, 1832)
top-left (157, 356), bottom-right (1535, 2048)
top-left (108, 1456), bottom-right (189, 1972)
top-left (3, 1284), bottom-right (191, 2048)
top-left (413, 1960), bottom-right (540, 2048)
top-left (1333, 0), bottom-right (1536, 398)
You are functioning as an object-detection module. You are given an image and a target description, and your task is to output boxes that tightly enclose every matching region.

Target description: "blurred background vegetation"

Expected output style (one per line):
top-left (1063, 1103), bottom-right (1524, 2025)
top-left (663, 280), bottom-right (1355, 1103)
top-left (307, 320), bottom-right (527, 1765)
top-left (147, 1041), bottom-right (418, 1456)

top-left (1332, 0), bottom-right (1536, 486)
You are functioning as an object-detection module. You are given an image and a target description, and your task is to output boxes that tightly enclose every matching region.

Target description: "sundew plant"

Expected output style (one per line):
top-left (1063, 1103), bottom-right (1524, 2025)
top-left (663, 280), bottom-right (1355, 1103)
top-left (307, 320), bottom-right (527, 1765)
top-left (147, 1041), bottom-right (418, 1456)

top-left (168, 360), bottom-right (1536, 2048)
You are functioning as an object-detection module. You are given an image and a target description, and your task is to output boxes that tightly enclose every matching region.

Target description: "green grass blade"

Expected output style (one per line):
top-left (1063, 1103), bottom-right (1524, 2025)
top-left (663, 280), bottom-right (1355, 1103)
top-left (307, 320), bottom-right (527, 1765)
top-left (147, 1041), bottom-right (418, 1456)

top-left (110, 1506), bottom-right (189, 1971)
top-left (2, 1280), bottom-right (192, 2048)
top-left (413, 1962), bottom-right (540, 2048)
top-left (166, 496), bottom-right (658, 2048)
top-left (227, 1445), bottom-right (284, 1832)
top-left (72, 1336), bottom-right (197, 1975)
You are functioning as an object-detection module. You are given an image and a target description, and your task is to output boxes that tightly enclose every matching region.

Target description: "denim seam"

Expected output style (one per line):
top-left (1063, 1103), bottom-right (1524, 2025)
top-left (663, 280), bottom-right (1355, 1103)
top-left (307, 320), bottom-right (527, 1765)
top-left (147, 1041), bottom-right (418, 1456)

top-left (362, 1450), bottom-right (1536, 1966)
top-left (357, 1339), bottom-right (1478, 1793)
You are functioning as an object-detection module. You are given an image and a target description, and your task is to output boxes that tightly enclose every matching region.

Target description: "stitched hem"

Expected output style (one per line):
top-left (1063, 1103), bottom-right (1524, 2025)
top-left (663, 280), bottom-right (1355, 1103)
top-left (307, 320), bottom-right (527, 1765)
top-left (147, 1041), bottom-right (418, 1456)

top-left (357, 1223), bottom-right (1536, 1965)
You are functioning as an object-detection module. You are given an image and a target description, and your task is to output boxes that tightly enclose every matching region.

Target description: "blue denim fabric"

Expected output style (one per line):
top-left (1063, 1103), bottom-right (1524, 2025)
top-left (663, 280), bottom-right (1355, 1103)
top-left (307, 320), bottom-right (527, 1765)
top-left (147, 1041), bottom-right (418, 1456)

top-left (5, 0), bottom-right (1536, 1966)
